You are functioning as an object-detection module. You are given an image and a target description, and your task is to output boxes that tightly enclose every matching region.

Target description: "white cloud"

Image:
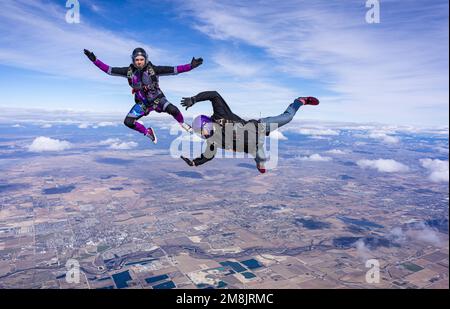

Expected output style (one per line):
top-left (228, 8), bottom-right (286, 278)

top-left (408, 222), bottom-right (443, 247)
top-left (387, 227), bottom-right (408, 244)
top-left (388, 225), bottom-right (443, 247)
top-left (287, 127), bottom-right (340, 136)
top-left (353, 129), bottom-right (400, 144)
top-left (78, 123), bottom-right (90, 129)
top-left (310, 136), bottom-right (331, 140)
top-left (420, 159), bottom-right (449, 183)
top-left (41, 123), bottom-right (52, 128)
top-left (395, 125), bottom-right (449, 135)
top-left (367, 132), bottom-right (400, 144)
top-left (269, 130), bottom-right (287, 141)
top-left (12, 124), bottom-right (23, 128)
top-left (154, 121), bottom-right (182, 131)
top-left (100, 138), bottom-right (138, 150)
top-left (326, 149), bottom-right (346, 155)
top-left (96, 121), bottom-right (117, 127)
top-left (99, 138), bottom-right (121, 145)
top-left (355, 239), bottom-right (373, 261)
top-left (299, 153), bottom-right (332, 162)
top-left (28, 136), bottom-right (72, 152)
top-left (357, 159), bottom-right (410, 173)
top-left (411, 227), bottom-right (443, 247)
top-left (109, 141), bottom-right (138, 150)
top-left (354, 141), bottom-right (367, 146)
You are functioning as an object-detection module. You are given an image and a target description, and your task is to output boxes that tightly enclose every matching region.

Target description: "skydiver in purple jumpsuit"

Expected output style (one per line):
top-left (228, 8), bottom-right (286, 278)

top-left (83, 48), bottom-right (203, 143)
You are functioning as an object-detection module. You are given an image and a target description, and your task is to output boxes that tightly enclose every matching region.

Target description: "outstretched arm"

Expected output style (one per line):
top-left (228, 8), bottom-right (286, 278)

top-left (181, 91), bottom-right (234, 119)
top-left (154, 57), bottom-right (203, 76)
top-left (181, 142), bottom-right (216, 167)
top-left (84, 49), bottom-right (128, 77)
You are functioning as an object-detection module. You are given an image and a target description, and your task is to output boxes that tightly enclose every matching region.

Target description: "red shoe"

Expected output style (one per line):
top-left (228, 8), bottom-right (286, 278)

top-left (256, 162), bottom-right (266, 174)
top-left (145, 127), bottom-right (158, 144)
top-left (297, 97), bottom-right (320, 106)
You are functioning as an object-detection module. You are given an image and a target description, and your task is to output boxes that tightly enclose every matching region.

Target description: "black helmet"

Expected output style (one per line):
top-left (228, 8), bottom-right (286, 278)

top-left (131, 47), bottom-right (148, 64)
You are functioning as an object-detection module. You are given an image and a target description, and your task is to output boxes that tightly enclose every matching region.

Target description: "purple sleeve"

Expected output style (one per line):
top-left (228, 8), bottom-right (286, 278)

top-left (93, 59), bottom-right (110, 74)
top-left (176, 63), bottom-right (192, 74)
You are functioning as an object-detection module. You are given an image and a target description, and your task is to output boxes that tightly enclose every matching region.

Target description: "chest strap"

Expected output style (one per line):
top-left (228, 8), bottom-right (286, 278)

top-left (127, 64), bottom-right (158, 89)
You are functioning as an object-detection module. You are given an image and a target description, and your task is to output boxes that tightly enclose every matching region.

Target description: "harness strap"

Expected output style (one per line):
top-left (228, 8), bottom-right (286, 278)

top-left (127, 64), bottom-right (158, 89)
top-left (147, 93), bottom-right (165, 109)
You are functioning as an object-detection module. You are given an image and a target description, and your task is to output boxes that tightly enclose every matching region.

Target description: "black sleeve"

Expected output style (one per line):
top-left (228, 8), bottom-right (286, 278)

top-left (193, 142), bottom-right (217, 166)
top-left (110, 67), bottom-right (129, 77)
top-left (192, 91), bottom-right (242, 121)
top-left (153, 65), bottom-right (176, 76)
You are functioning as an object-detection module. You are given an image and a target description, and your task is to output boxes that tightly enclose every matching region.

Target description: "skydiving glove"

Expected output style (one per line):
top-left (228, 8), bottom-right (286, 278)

top-left (180, 156), bottom-right (195, 166)
top-left (181, 97), bottom-right (196, 110)
top-left (191, 57), bottom-right (203, 69)
top-left (84, 49), bottom-right (97, 62)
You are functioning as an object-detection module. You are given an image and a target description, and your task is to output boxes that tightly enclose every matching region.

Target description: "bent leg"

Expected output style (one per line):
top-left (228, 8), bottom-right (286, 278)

top-left (164, 103), bottom-right (184, 124)
top-left (154, 98), bottom-right (184, 124)
top-left (259, 100), bottom-right (302, 134)
top-left (124, 103), bottom-right (150, 135)
top-left (156, 98), bottom-right (191, 132)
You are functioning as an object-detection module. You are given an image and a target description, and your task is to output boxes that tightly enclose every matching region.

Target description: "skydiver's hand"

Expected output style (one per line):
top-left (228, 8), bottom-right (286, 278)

top-left (191, 57), bottom-right (203, 69)
top-left (181, 97), bottom-right (196, 110)
top-left (84, 49), bottom-right (96, 62)
top-left (181, 156), bottom-right (195, 166)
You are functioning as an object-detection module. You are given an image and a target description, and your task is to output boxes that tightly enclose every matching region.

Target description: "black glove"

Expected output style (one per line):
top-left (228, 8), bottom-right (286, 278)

top-left (191, 57), bottom-right (203, 69)
top-left (181, 156), bottom-right (195, 166)
top-left (181, 97), bottom-right (196, 110)
top-left (84, 49), bottom-right (96, 62)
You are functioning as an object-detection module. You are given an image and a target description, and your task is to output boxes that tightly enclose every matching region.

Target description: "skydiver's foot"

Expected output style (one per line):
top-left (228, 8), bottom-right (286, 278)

top-left (256, 162), bottom-right (266, 174)
top-left (145, 127), bottom-right (158, 144)
top-left (181, 122), bottom-right (193, 134)
top-left (296, 97), bottom-right (320, 106)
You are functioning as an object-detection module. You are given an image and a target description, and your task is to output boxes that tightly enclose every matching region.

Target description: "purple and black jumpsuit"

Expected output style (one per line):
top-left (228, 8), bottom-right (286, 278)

top-left (92, 58), bottom-right (195, 135)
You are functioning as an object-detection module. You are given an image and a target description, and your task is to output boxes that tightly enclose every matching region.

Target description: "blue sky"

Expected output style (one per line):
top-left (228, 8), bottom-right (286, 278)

top-left (0, 0), bottom-right (448, 126)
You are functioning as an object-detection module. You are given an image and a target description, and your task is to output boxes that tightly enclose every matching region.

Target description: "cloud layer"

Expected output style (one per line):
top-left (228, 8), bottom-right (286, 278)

top-left (177, 0), bottom-right (449, 125)
top-left (0, 0), bottom-right (448, 126)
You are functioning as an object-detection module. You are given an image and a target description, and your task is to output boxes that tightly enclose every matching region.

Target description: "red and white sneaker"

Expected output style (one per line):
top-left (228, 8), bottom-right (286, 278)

top-left (256, 162), bottom-right (267, 174)
top-left (297, 97), bottom-right (320, 106)
top-left (181, 122), bottom-right (193, 134)
top-left (145, 127), bottom-right (158, 144)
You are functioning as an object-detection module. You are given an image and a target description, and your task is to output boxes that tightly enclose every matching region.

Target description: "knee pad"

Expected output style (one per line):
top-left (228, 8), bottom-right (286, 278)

top-left (124, 117), bottom-right (136, 128)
